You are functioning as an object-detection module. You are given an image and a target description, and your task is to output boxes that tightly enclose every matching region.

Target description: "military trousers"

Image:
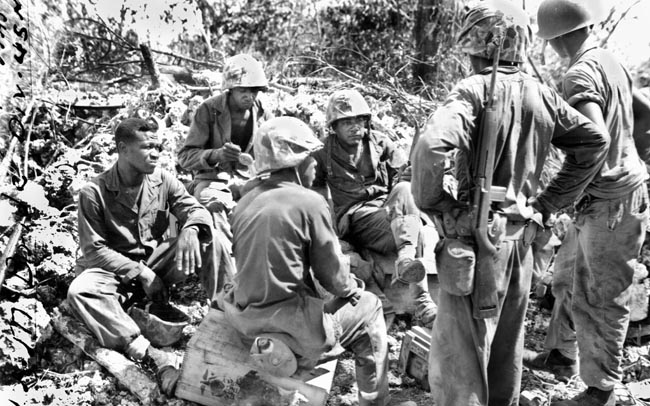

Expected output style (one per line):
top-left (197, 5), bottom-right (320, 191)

top-left (328, 291), bottom-right (389, 406)
top-left (572, 184), bottom-right (648, 390)
top-left (67, 237), bottom-right (216, 351)
top-left (428, 237), bottom-right (533, 406)
top-left (347, 182), bottom-right (419, 253)
top-left (544, 222), bottom-right (578, 359)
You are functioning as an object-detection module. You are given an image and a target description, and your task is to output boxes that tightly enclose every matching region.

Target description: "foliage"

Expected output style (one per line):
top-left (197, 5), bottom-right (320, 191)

top-left (411, 0), bottom-right (470, 98)
top-left (1, 1), bottom-right (650, 403)
top-left (317, 0), bottom-right (414, 81)
top-left (198, 0), bottom-right (319, 66)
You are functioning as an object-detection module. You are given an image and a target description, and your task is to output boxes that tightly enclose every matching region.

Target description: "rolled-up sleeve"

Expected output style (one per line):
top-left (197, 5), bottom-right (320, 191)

top-left (563, 64), bottom-right (606, 110)
top-left (535, 91), bottom-right (610, 212)
top-left (77, 184), bottom-right (141, 282)
top-left (177, 102), bottom-right (216, 171)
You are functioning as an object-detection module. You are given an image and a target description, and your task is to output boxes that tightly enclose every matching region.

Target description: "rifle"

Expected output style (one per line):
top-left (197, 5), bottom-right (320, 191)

top-left (471, 41), bottom-right (507, 319)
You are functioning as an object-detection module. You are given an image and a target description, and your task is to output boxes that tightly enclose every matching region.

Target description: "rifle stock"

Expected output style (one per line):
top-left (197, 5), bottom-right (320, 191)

top-left (471, 44), bottom-right (505, 320)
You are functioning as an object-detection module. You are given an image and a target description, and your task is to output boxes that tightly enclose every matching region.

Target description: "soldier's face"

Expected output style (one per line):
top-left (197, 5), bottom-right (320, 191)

top-left (119, 131), bottom-right (161, 174)
top-left (230, 87), bottom-right (259, 110)
top-left (333, 116), bottom-right (368, 148)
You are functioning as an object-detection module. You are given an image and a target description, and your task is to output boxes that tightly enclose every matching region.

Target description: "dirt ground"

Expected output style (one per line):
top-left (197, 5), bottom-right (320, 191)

top-left (4, 265), bottom-right (650, 405)
top-left (2, 84), bottom-right (650, 406)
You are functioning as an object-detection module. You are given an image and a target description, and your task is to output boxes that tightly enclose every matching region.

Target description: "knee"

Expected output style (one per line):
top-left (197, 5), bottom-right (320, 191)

top-left (357, 291), bottom-right (383, 318)
top-left (392, 182), bottom-right (411, 195)
top-left (199, 182), bottom-right (234, 213)
top-left (67, 274), bottom-right (87, 303)
top-left (67, 269), bottom-right (110, 305)
top-left (388, 183), bottom-right (418, 216)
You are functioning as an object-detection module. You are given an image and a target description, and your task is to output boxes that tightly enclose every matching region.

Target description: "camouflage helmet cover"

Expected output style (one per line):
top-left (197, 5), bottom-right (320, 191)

top-left (325, 89), bottom-right (372, 127)
top-left (254, 116), bottom-right (323, 174)
top-left (458, 0), bottom-right (532, 63)
top-left (222, 53), bottom-right (269, 90)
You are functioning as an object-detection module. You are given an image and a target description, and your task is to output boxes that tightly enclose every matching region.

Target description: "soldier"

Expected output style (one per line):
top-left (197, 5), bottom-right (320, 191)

top-left (529, 1), bottom-right (650, 405)
top-left (410, 1), bottom-right (609, 404)
top-left (223, 117), bottom-right (413, 406)
top-left (177, 53), bottom-right (273, 271)
top-left (311, 89), bottom-right (438, 328)
top-left (524, 222), bottom-right (580, 382)
top-left (67, 118), bottom-right (216, 395)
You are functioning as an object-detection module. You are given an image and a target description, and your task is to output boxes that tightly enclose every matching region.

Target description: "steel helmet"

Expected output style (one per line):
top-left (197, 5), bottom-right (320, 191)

top-left (537, 0), bottom-right (605, 40)
top-left (254, 116), bottom-right (322, 174)
top-left (128, 303), bottom-right (190, 347)
top-left (458, 0), bottom-right (532, 63)
top-left (325, 89), bottom-right (371, 127)
top-left (222, 54), bottom-right (269, 90)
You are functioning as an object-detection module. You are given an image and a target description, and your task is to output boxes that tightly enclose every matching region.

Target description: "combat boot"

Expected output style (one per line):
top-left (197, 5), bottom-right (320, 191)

top-left (523, 348), bottom-right (577, 382)
top-left (394, 255), bottom-right (427, 284)
top-left (550, 387), bottom-right (615, 406)
top-left (391, 215), bottom-right (427, 284)
top-left (411, 280), bottom-right (437, 329)
top-left (145, 346), bottom-right (180, 396)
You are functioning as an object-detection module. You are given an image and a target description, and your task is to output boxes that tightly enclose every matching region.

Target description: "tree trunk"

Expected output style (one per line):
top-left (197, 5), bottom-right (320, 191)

top-left (139, 43), bottom-right (161, 89)
top-left (412, 0), bottom-right (463, 88)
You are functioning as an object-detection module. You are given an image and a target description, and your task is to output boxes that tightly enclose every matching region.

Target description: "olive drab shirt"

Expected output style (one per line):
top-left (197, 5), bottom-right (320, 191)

top-left (411, 66), bottom-right (610, 219)
top-left (311, 130), bottom-right (407, 232)
top-left (177, 92), bottom-right (273, 181)
top-left (563, 40), bottom-right (648, 198)
top-left (223, 179), bottom-right (358, 360)
top-left (76, 166), bottom-right (212, 283)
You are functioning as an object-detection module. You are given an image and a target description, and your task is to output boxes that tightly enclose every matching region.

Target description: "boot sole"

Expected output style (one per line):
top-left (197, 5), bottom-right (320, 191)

top-left (398, 260), bottom-right (427, 284)
top-left (523, 358), bottom-right (577, 382)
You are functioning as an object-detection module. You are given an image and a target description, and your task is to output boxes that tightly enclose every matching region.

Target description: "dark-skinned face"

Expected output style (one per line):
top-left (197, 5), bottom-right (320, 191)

top-left (230, 87), bottom-right (260, 111)
top-left (119, 130), bottom-right (161, 174)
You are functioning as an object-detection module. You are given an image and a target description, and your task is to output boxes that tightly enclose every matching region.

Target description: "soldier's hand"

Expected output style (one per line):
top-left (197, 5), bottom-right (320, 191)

top-left (528, 197), bottom-right (552, 226)
top-left (397, 164), bottom-right (412, 183)
top-left (176, 226), bottom-right (202, 276)
top-left (365, 185), bottom-right (388, 199)
top-left (214, 142), bottom-right (241, 163)
top-left (138, 266), bottom-right (168, 303)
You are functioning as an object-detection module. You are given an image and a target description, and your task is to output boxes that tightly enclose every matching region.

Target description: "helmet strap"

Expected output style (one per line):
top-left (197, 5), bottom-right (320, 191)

top-left (294, 167), bottom-right (303, 187)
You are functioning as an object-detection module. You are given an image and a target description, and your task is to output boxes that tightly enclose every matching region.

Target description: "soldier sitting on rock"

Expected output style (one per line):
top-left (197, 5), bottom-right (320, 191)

top-left (222, 116), bottom-right (414, 406)
top-left (310, 89), bottom-right (438, 328)
top-left (177, 53), bottom-right (273, 268)
top-left (67, 118), bottom-right (217, 395)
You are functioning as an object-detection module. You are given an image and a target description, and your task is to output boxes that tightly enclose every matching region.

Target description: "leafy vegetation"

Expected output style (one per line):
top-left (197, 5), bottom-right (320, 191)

top-left (1, 0), bottom-right (649, 405)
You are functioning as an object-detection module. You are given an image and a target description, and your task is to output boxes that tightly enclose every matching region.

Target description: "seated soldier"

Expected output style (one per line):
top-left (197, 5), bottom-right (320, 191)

top-left (67, 118), bottom-right (216, 395)
top-left (311, 89), bottom-right (437, 327)
top-left (177, 53), bottom-right (273, 273)
top-left (223, 117), bottom-right (412, 406)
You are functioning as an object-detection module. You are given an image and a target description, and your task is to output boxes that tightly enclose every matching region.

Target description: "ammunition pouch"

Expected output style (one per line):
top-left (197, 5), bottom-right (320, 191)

top-left (433, 211), bottom-right (538, 300)
top-left (435, 237), bottom-right (476, 296)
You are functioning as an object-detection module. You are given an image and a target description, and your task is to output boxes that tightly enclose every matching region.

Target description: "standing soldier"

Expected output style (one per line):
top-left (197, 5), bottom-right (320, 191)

top-left (177, 53), bottom-right (273, 275)
top-left (223, 117), bottom-right (412, 406)
top-left (410, 1), bottom-right (610, 404)
top-left (524, 221), bottom-right (581, 383)
top-left (536, 1), bottom-right (649, 404)
top-left (311, 89), bottom-right (438, 328)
